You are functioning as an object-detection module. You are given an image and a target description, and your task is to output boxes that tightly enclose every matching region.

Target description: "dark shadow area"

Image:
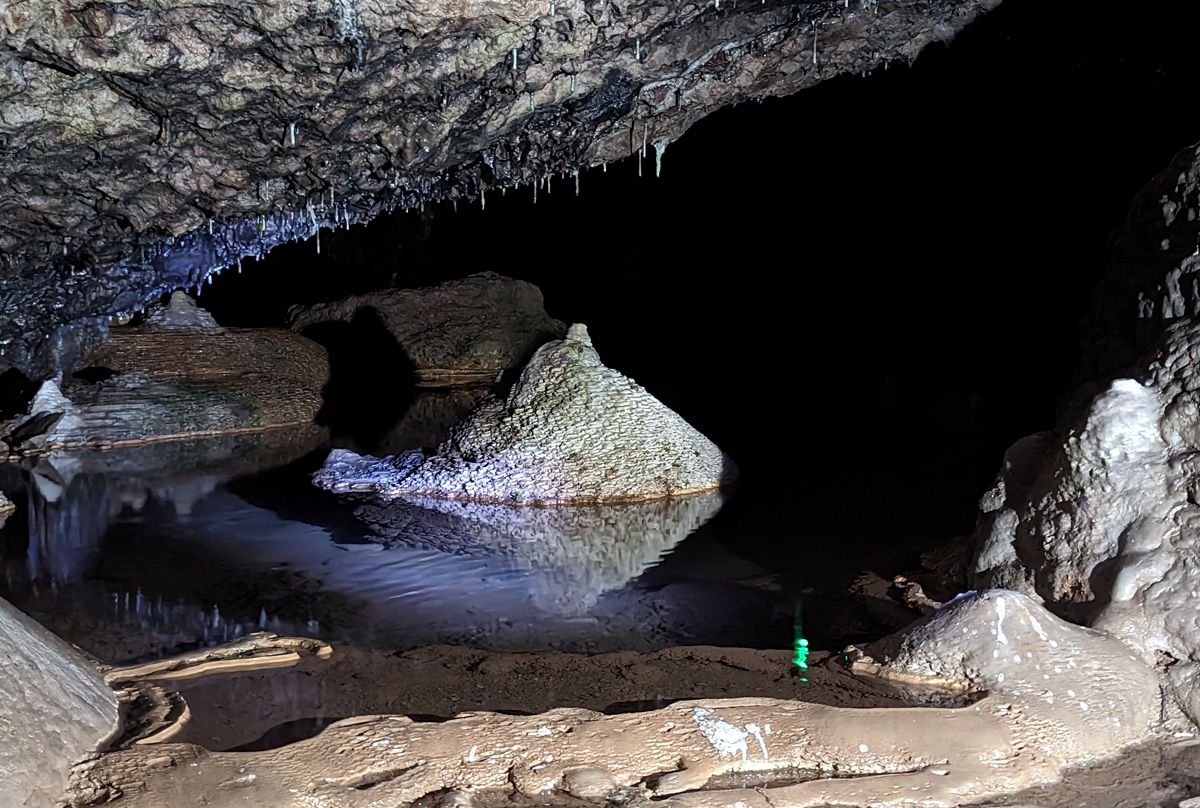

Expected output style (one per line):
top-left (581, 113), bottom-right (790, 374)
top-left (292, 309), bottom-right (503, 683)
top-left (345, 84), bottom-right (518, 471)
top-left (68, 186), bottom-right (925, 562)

top-left (300, 307), bottom-right (418, 453)
top-left (229, 717), bottom-right (348, 752)
top-left (0, 366), bottom-right (35, 420)
top-left (70, 365), bottom-right (118, 384)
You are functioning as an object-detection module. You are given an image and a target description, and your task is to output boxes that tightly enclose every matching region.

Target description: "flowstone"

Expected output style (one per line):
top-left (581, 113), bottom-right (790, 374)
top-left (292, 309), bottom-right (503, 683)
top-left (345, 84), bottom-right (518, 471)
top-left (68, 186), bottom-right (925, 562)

top-left (971, 141), bottom-right (1200, 725)
top-left (315, 323), bottom-right (735, 503)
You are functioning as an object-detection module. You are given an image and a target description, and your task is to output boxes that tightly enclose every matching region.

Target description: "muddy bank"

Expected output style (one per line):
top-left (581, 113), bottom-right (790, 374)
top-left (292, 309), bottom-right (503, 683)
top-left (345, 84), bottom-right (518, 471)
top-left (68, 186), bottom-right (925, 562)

top-left (164, 644), bottom-right (909, 752)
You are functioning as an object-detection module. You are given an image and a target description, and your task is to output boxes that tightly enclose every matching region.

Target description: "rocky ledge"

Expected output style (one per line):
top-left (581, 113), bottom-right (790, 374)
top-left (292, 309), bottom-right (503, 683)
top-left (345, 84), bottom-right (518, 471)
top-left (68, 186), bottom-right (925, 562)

top-left (315, 323), bottom-right (735, 503)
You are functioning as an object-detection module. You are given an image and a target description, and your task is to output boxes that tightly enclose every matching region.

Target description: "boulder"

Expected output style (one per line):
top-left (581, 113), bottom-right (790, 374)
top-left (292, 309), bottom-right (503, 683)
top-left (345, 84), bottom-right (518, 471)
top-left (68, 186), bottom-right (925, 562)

top-left (289, 273), bottom-right (565, 386)
top-left (315, 323), bottom-right (735, 503)
top-left (0, 595), bottom-right (120, 808)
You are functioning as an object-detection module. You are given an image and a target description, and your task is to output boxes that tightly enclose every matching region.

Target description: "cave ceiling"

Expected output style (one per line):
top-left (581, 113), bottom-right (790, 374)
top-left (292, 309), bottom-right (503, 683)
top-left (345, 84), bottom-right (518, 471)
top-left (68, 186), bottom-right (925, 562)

top-left (0, 0), bottom-right (999, 376)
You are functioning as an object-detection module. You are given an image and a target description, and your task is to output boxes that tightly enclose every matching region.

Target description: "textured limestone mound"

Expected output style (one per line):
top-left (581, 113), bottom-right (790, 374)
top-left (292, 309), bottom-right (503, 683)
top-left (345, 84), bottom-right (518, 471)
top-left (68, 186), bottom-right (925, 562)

top-left (143, 290), bottom-right (221, 330)
top-left (374, 386), bottom-right (493, 454)
top-left (0, 0), bottom-right (1001, 377)
top-left (315, 323), bottom-right (735, 503)
top-left (351, 490), bottom-right (726, 611)
top-left (2, 307), bottom-right (328, 452)
top-left (973, 325), bottom-right (1200, 724)
top-left (64, 590), bottom-right (1167, 808)
top-left (0, 595), bottom-right (120, 808)
top-left (289, 273), bottom-right (566, 386)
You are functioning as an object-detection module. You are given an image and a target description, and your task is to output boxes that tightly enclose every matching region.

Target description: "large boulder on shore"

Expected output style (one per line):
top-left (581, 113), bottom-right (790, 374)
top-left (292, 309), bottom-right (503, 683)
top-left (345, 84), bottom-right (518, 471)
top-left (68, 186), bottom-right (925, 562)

top-left (289, 273), bottom-right (565, 386)
top-left (315, 323), bottom-right (735, 503)
top-left (1, 596), bottom-right (119, 808)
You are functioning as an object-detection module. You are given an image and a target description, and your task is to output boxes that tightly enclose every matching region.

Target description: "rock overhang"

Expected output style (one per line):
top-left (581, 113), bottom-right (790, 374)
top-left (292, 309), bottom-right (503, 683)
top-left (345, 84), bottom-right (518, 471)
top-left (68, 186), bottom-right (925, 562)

top-left (0, 0), bottom-right (1003, 377)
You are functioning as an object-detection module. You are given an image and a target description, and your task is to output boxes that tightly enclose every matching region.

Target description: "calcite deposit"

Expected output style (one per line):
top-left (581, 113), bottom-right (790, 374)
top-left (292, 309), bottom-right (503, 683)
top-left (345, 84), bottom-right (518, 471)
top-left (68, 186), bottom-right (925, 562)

top-left (315, 323), bottom-right (735, 503)
top-left (142, 291), bottom-right (220, 330)
top-left (972, 142), bottom-right (1200, 725)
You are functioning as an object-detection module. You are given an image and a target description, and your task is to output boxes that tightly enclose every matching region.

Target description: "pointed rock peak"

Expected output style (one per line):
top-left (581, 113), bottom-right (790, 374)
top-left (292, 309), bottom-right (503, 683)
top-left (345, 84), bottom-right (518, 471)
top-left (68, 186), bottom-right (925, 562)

top-left (29, 374), bottom-right (75, 416)
top-left (565, 323), bottom-right (592, 346)
top-left (144, 290), bottom-right (219, 330)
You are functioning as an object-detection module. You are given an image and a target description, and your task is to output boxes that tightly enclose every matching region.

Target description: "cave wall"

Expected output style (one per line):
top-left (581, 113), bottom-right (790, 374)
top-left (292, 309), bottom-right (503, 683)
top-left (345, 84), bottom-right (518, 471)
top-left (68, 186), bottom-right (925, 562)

top-left (0, 0), bottom-right (999, 376)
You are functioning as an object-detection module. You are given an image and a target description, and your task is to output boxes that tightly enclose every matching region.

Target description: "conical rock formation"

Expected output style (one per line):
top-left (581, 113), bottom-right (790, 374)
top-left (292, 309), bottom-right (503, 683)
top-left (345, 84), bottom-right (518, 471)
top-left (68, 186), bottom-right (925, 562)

top-left (316, 324), bottom-right (735, 503)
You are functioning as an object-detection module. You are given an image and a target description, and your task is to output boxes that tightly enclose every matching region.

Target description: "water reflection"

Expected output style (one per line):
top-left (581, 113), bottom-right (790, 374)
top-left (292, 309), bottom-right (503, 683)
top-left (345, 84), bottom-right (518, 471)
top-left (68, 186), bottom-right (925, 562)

top-left (353, 494), bottom-right (726, 613)
top-left (0, 435), bottom-right (771, 663)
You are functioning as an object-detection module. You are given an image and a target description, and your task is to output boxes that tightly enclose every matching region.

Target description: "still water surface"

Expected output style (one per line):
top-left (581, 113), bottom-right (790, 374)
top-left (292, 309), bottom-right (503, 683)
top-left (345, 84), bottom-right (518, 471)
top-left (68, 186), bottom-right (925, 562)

top-left (0, 428), bottom-right (780, 663)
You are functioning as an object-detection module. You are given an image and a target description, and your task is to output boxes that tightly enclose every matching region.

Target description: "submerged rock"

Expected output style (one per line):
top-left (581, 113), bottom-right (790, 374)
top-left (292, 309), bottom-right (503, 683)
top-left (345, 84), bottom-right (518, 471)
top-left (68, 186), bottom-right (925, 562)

top-left (315, 323), bottom-right (735, 503)
top-left (1, 595), bottom-right (120, 808)
top-left (289, 273), bottom-right (565, 386)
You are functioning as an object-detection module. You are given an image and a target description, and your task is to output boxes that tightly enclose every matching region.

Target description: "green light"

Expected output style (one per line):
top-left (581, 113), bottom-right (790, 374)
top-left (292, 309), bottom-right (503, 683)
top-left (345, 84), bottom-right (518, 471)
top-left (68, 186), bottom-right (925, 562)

top-left (793, 604), bottom-right (809, 680)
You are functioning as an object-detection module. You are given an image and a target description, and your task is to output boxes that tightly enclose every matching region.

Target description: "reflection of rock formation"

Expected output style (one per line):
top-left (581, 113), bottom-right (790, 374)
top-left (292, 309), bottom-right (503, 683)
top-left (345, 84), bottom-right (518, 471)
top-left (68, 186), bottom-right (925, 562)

top-left (290, 273), bottom-right (564, 386)
top-left (374, 386), bottom-right (491, 454)
top-left (354, 491), bottom-right (726, 612)
top-left (317, 324), bottom-right (735, 503)
top-left (14, 427), bottom-right (325, 584)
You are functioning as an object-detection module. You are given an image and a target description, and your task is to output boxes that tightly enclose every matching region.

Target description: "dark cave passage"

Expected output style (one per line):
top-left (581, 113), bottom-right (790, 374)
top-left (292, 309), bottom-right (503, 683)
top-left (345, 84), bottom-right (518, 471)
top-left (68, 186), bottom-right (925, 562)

top-left (192, 0), bottom-right (1200, 587)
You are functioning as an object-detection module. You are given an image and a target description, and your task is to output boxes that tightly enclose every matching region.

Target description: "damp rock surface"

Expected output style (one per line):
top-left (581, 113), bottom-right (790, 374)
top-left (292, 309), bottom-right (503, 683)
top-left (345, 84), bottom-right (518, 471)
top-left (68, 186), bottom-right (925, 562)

top-left (63, 590), bottom-right (1171, 808)
top-left (315, 323), bottom-right (735, 503)
top-left (289, 273), bottom-right (565, 385)
top-left (0, 596), bottom-right (119, 808)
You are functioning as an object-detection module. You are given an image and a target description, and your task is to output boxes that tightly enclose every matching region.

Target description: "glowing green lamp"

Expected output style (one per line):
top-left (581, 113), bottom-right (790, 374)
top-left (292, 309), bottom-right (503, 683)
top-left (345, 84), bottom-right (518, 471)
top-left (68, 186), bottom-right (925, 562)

top-left (793, 603), bottom-right (809, 681)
